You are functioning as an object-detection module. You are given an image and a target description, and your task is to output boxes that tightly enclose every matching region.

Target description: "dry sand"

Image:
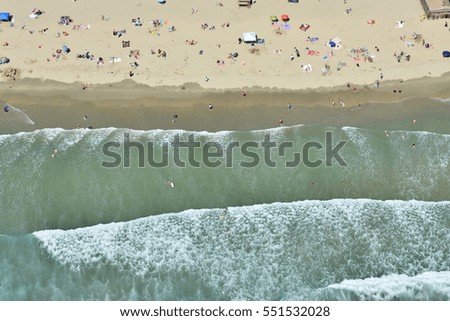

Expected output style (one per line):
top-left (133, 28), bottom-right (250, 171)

top-left (1, 0), bottom-right (450, 89)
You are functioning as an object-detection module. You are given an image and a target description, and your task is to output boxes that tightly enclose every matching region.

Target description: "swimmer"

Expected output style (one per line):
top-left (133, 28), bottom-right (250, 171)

top-left (385, 130), bottom-right (390, 137)
top-left (168, 180), bottom-right (175, 188)
top-left (413, 119), bottom-right (417, 124)
top-left (412, 143), bottom-right (416, 148)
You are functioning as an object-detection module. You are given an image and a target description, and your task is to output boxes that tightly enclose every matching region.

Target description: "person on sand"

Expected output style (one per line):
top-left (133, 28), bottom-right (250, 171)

top-left (279, 118), bottom-right (284, 125)
top-left (208, 104), bottom-right (213, 110)
top-left (288, 103), bottom-right (292, 110)
top-left (242, 91), bottom-right (247, 97)
top-left (3, 105), bottom-right (9, 112)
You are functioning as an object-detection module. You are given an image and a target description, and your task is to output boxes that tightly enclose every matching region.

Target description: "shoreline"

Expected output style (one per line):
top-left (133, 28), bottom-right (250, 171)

top-left (1, 72), bottom-right (450, 135)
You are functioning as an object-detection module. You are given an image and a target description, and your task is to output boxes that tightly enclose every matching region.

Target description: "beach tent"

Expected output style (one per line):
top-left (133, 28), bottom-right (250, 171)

top-left (243, 32), bottom-right (257, 43)
top-left (0, 12), bottom-right (11, 21)
top-left (443, 51), bottom-right (450, 58)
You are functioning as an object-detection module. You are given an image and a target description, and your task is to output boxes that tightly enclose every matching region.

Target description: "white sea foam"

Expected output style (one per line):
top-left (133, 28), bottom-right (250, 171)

top-left (326, 271), bottom-right (450, 300)
top-left (33, 199), bottom-right (450, 300)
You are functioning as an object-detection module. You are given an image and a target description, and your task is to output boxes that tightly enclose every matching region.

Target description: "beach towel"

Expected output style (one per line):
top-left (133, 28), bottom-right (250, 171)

top-left (302, 64), bottom-right (312, 72)
top-left (299, 24), bottom-right (310, 31)
top-left (309, 37), bottom-right (319, 42)
top-left (282, 24), bottom-right (290, 30)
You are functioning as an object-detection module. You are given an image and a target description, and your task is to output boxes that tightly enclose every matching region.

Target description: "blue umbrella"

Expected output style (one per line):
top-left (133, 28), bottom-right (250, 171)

top-left (442, 51), bottom-right (450, 58)
top-left (329, 41), bottom-right (336, 47)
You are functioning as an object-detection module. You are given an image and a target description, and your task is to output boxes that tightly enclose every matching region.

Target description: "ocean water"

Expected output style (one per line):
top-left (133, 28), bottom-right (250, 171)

top-left (0, 123), bottom-right (449, 300)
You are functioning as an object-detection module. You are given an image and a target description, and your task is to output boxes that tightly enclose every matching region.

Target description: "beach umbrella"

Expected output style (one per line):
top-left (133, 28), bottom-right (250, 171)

top-left (270, 15), bottom-right (278, 22)
top-left (281, 14), bottom-right (289, 21)
top-left (158, 0), bottom-right (166, 3)
top-left (328, 41), bottom-right (336, 47)
top-left (62, 45), bottom-right (70, 53)
top-left (442, 51), bottom-right (450, 58)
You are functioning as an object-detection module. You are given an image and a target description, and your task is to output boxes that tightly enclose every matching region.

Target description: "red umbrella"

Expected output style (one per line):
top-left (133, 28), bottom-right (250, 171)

top-left (281, 14), bottom-right (289, 21)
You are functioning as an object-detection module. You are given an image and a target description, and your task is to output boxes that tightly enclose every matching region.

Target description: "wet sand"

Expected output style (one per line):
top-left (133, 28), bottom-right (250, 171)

top-left (1, 74), bottom-right (450, 134)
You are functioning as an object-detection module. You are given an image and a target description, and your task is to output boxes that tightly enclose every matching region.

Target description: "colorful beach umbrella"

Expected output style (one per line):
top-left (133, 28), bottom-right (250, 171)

top-left (281, 14), bottom-right (289, 21)
top-left (270, 15), bottom-right (278, 21)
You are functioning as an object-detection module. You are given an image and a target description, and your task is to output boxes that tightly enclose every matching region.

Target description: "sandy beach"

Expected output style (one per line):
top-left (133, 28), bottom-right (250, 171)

top-left (1, 0), bottom-right (450, 132)
top-left (1, 0), bottom-right (450, 90)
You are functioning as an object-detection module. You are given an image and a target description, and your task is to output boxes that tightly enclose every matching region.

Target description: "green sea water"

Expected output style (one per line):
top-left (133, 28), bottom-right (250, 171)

top-left (0, 99), bottom-right (449, 300)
